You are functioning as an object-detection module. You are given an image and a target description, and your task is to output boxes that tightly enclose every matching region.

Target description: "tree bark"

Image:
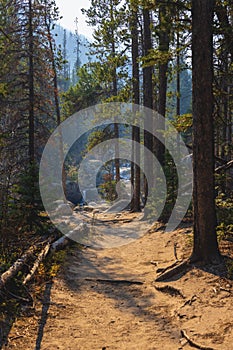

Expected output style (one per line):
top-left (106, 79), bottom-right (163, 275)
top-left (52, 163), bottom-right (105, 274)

top-left (191, 0), bottom-right (221, 264)
top-left (111, 24), bottom-right (120, 184)
top-left (156, 3), bottom-right (170, 166)
top-left (28, 0), bottom-right (34, 165)
top-left (131, 2), bottom-right (141, 212)
top-left (143, 8), bottom-right (153, 202)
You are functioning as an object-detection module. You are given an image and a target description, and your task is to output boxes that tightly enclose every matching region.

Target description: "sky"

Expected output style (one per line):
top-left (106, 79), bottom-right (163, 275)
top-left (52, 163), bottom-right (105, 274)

top-left (55, 0), bottom-right (93, 39)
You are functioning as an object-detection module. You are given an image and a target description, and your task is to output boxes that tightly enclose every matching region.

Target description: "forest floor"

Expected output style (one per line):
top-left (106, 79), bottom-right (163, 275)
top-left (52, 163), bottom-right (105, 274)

top-left (2, 210), bottom-right (233, 350)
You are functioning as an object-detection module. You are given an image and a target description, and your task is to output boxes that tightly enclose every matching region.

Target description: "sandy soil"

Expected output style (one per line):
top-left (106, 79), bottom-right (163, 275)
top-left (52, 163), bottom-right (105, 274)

top-left (3, 212), bottom-right (233, 350)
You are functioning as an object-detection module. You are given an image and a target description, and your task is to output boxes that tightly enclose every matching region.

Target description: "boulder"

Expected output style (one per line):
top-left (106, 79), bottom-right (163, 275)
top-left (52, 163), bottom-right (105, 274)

top-left (66, 181), bottom-right (83, 205)
top-left (104, 199), bottom-right (130, 213)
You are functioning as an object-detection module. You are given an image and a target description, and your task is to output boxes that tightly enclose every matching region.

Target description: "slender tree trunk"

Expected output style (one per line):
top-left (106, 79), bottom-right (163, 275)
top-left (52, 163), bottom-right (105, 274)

top-left (143, 8), bottom-right (153, 203)
top-left (28, 0), bottom-right (35, 230)
top-left (131, 2), bottom-right (141, 212)
top-left (28, 0), bottom-right (34, 165)
top-left (44, 6), bottom-right (67, 196)
top-left (156, 4), bottom-right (170, 166)
top-left (111, 30), bottom-right (120, 184)
top-left (176, 32), bottom-right (180, 118)
top-left (215, 0), bottom-right (233, 195)
top-left (176, 30), bottom-right (181, 190)
top-left (191, 0), bottom-right (221, 264)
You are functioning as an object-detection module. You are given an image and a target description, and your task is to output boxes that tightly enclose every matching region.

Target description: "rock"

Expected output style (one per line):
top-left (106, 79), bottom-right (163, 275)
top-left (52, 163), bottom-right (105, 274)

top-left (54, 204), bottom-right (72, 216)
top-left (83, 188), bottom-right (100, 202)
top-left (104, 199), bottom-right (130, 213)
top-left (88, 201), bottom-right (98, 207)
top-left (66, 181), bottom-right (83, 205)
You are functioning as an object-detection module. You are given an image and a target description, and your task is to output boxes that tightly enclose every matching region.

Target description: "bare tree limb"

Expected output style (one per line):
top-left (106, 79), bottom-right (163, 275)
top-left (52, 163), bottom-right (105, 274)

top-left (215, 160), bottom-right (233, 173)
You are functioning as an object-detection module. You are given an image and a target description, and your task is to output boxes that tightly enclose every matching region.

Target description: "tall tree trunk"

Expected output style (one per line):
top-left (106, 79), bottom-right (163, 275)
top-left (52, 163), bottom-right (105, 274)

top-left (131, 1), bottom-right (141, 212)
top-left (110, 1), bottom-right (120, 186)
top-left (28, 0), bottom-right (35, 230)
top-left (43, 2), bottom-right (66, 196)
top-left (155, 3), bottom-right (170, 166)
top-left (111, 19), bottom-right (120, 184)
top-left (191, 0), bottom-right (221, 264)
top-left (176, 31), bottom-right (180, 118)
top-left (28, 0), bottom-right (34, 165)
top-left (215, 2), bottom-right (233, 194)
top-left (176, 30), bottom-right (181, 190)
top-left (143, 8), bottom-right (153, 203)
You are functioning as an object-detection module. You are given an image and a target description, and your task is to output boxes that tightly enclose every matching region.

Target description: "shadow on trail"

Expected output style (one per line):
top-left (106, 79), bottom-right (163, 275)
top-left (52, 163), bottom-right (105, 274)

top-left (34, 282), bottom-right (53, 350)
top-left (60, 244), bottom-right (179, 340)
top-left (0, 316), bottom-right (15, 349)
top-left (160, 256), bottom-right (233, 283)
top-left (60, 238), bottom-right (233, 342)
top-left (0, 283), bottom-right (52, 350)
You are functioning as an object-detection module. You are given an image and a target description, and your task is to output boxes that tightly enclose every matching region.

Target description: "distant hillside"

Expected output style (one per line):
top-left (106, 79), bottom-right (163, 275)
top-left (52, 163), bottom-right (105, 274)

top-left (53, 24), bottom-right (90, 78)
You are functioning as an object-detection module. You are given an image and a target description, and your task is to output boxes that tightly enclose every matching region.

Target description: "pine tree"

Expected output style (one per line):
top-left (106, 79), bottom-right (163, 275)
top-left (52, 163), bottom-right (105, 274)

top-left (191, 0), bottom-right (221, 263)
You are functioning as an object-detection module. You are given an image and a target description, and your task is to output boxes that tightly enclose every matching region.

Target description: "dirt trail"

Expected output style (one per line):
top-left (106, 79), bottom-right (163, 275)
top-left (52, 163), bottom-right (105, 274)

top-left (4, 215), bottom-right (233, 350)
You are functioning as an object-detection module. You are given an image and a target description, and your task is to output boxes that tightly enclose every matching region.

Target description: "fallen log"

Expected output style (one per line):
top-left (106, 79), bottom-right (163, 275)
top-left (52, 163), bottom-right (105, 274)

top-left (22, 232), bottom-right (80, 285)
top-left (23, 241), bottom-right (51, 285)
top-left (51, 223), bottom-right (88, 251)
top-left (0, 226), bottom-right (85, 291)
top-left (0, 246), bottom-right (37, 290)
top-left (23, 227), bottom-right (88, 284)
top-left (51, 235), bottom-right (70, 251)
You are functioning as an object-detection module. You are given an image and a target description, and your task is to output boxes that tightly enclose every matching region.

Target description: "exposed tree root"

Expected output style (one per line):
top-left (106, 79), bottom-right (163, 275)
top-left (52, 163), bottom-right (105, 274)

top-left (180, 329), bottom-right (215, 350)
top-left (155, 260), bottom-right (191, 282)
top-left (154, 284), bottom-right (185, 298)
top-left (179, 295), bottom-right (197, 309)
top-left (156, 260), bottom-right (181, 274)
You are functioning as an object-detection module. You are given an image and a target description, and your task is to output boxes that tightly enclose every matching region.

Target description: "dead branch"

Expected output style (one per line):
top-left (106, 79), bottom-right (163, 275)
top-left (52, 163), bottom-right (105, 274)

top-left (215, 159), bottom-right (233, 173)
top-left (180, 329), bottom-right (215, 350)
top-left (84, 278), bottom-right (144, 285)
top-left (179, 295), bottom-right (197, 309)
top-left (6, 290), bottom-right (31, 303)
top-left (219, 287), bottom-right (232, 293)
top-left (174, 243), bottom-right (178, 260)
top-left (23, 242), bottom-right (51, 285)
top-left (0, 246), bottom-right (37, 290)
top-left (155, 260), bottom-right (190, 282)
top-left (9, 335), bottom-right (24, 341)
